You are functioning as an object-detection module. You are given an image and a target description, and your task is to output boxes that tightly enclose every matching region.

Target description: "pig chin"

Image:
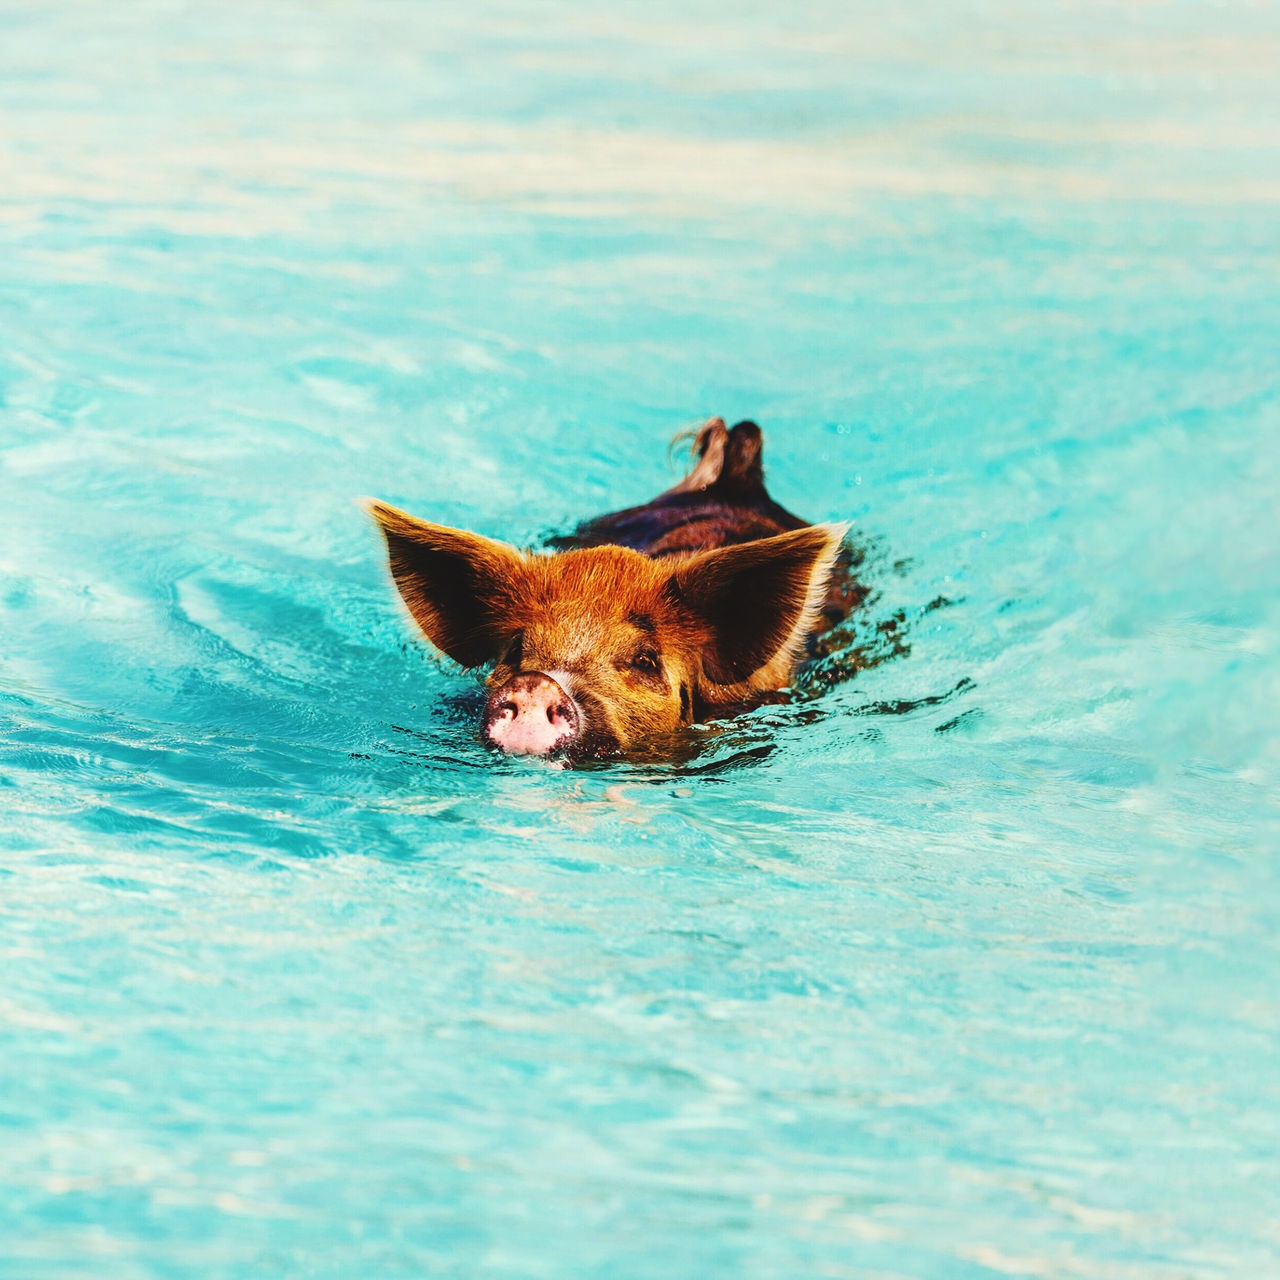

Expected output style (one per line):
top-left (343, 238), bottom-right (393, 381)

top-left (482, 672), bottom-right (582, 758)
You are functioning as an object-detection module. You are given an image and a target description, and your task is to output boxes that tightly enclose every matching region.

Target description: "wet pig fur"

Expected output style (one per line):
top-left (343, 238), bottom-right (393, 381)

top-left (369, 418), bottom-right (851, 762)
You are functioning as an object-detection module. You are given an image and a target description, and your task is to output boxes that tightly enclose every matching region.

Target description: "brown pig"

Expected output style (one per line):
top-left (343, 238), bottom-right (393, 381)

top-left (369, 418), bottom-right (850, 762)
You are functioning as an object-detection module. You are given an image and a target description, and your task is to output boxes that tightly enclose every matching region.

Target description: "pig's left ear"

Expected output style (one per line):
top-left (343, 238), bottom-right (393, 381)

top-left (670, 524), bottom-right (848, 685)
top-left (366, 501), bottom-right (524, 668)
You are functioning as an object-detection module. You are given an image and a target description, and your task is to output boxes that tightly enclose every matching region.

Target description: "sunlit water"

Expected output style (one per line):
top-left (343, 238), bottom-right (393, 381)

top-left (2, 2), bottom-right (1278, 1276)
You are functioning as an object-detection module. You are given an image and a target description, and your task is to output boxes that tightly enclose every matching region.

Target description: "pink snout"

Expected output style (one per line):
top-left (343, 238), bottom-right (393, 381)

top-left (483, 672), bottom-right (579, 756)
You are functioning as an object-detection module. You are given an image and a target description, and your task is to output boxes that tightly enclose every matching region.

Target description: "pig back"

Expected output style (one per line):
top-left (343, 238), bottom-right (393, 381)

top-left (554, 418), bottom-right (807, 556)
top-left (550, 418), bottom-right (859, 636)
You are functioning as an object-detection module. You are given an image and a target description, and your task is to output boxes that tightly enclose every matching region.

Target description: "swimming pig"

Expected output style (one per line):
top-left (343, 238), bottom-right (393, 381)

top-left (369, 418), bottom-right (850, 762)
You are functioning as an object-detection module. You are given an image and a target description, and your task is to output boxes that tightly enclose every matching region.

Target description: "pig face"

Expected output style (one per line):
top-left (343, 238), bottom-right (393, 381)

top-left (369, 501), bottom-right (845, 762)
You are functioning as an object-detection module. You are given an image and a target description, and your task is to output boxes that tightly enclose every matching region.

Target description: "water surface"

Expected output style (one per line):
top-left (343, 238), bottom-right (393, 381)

top-left (2, 2), bottom-right (1278, 1276)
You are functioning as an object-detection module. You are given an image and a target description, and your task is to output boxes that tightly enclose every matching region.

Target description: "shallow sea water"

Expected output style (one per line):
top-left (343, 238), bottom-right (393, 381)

top-left (2, 2), bottom-right (1278, 1276)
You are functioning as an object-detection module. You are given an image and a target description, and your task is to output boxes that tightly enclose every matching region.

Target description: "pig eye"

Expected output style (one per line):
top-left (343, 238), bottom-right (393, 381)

top-left (630, 648), bottom-right (661, 676)
top-left (502, 632), bottom-right (523, 668)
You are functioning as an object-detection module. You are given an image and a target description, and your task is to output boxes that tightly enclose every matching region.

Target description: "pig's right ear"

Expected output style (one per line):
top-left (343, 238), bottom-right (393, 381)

top-left (366, 501), bottom-right (524, 668)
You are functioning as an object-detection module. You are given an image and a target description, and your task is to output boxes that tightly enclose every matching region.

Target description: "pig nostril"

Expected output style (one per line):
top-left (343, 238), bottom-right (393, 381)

top-left (498, 701), bottom-right (518, 720)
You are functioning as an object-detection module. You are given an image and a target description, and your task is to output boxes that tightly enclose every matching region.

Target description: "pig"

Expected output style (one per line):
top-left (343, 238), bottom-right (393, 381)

top-left (368, 418), bottom-right (851, 763)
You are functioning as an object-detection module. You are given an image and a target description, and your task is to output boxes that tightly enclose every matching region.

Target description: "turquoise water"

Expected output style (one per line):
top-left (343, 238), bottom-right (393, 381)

top-left (3, 1), bottom-right (1278, 1275)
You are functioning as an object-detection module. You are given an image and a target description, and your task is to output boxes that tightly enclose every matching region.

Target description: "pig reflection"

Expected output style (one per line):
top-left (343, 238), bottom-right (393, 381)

top-left (369, 419), bottom-right (851, 763)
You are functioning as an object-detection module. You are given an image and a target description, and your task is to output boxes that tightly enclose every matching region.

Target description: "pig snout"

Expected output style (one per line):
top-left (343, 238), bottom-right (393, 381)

top-left (483, 672), bottom-right (579, 756)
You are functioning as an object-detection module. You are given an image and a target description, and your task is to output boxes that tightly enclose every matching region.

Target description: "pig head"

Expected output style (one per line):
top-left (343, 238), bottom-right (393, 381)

top-left (368, 500), bottom-right (846, 762)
